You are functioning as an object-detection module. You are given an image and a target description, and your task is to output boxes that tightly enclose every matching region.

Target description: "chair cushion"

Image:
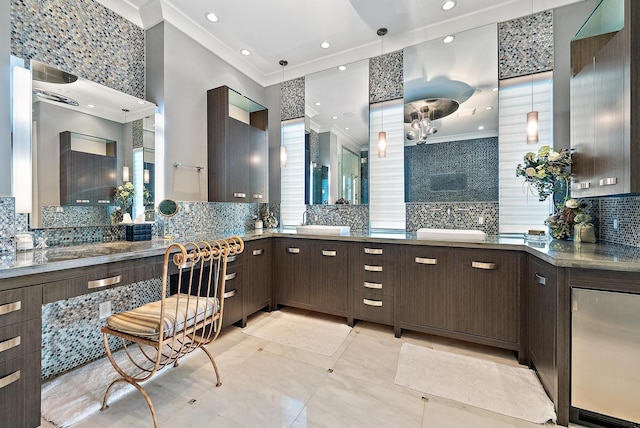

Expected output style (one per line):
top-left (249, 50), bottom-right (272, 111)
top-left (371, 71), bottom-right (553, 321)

top-left (106, 293), bottom-right (220, 340)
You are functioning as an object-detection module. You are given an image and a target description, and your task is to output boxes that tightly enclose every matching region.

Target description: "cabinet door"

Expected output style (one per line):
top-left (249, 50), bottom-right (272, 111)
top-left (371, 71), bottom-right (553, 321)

top-left (221, 260), bottom-right (243, 327)
top-left (571, 57), bottom-right (596, 198)
top-left (310, 241), bottom-right (349, 314)
top-left (244, 240), bottom-right (272, 316)
top-left (593, 33), bottom-right (625, 196)
top-left (275, 239), bottom-right (313, 306)
top-left (228, 118), bottom-right (250, 201)
top-left (528, 257), bottom-right (557, 403)
top-left (453, 250), bottom-right (520, 344)
top-left (249, 126), bottom-right (267, 203)
top-left (400, 246), bottom-right (453, 331)
top-left (93, 152), bottom-right (116, 205)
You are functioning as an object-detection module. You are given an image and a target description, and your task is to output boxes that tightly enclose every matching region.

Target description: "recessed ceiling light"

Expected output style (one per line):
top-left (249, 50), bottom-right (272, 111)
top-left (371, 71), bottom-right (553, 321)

top-left (315, 102), bottom-right (321, 106)
top-left (205, 12), bottom-right (219, 23)
top-left (240, 49), bottom-right (251, 56)
top-left (443, 35), bottom-right (455, 44)
top-left (338, 65), bottom-right (347, 71)
top-left (478, 126), bottom-right (485, 130)
top-left (137, 100), bottom-right (145, 105)
top-left (344, 127), bottom-right (349, 130)
top-left (320, 41), bottom-right (331, 49)
top-left (332, 116), bottom-right (338, 120)
top-left (87, 104), bottom-right (95, 108)
top-left (441, 1), bottom-right (456, 11)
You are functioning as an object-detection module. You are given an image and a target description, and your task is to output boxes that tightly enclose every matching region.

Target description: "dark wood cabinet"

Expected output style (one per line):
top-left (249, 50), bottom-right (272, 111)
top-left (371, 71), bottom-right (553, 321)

top-left (221, 255), bottom-right (243, 328)
top-left (207, 86), bottom-right (268, 203)
top-left (571, 0), bottom-right (640, 197)
top-left (527, 256), bottom-right (558, 406)
top-left (59, 131), bottom-right (116, 206)
top-left (351, 243), bottom-right (398, 326)
top-left (399, 246), bottom-right (453, 333)
top-left (453, 250), bottom-right (521, 347)
top-left (274, 238), bottom-right (350, 318)
top-left (243, 240), bottom-right (272, 322)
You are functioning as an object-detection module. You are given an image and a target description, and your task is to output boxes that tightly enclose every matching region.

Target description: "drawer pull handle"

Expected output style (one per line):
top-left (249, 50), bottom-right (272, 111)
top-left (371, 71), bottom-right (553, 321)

top-left (364, 281), bottom-right (382, 290)
top-left (0, 336), bottom-right (21, 354)
top-left (575, 182), bottom-right (590, 189)
top-left (252, 249), bottom-right (264, 256)
top-left (224, 289), bottom-right (237, 299)
top-left (322, 250), bottom-right (337, 257)
top-left (364, 248), bottom-right (383, 255)
top-left (287, 247), bottom-right (300, 254)
top-left (97, 199), bottom-right (111, 204)
top-left (0, 370), bottom-right (20, 389)
top-left (535, 273), bottom-right (546, 285)
top-left (75, 199), bottom-right (90, 203)
top-left (599, 177), bottom-right (617, 186)
top-left (88, 275), bottom-right (122, 289)
top-left (415, 257), bottom-right (437, 265)
top-left (227, 255), bottom-right (237, 263)
top-left (363, 298), bottom-right (383, 307)
top-left (225, 272), bottom-right (237, 281)
top-left (233, 192), bottom-right (247, 198)
top-left (252, 194), bottom-right (263, 199)
top-left (0, 301), bottom-right (22, 316)
top-left (364, 265), bottom-right (383, 272)
top-left (472, 261), bottom-right (498, 270)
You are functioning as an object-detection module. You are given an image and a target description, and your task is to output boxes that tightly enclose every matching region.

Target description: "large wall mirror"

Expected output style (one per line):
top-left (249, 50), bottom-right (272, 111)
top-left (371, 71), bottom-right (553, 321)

top-left (403, 23), bottom-right (499, 203)
top-left (24, 59), bottom-right (156, 227)
top-left (304, 59), bottom-right (369, 205)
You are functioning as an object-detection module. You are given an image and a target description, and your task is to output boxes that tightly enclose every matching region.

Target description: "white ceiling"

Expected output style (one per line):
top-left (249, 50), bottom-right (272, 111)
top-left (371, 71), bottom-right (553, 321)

top-left (101, 0), bottom-right (586, 87)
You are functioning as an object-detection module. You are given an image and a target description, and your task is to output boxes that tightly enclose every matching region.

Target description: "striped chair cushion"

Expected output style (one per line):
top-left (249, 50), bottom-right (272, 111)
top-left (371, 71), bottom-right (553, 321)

top-left (106, 293), bottom-right (220, 340)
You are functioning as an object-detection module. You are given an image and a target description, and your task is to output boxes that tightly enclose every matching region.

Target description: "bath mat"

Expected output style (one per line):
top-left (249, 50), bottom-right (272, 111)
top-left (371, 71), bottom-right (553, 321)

top-left (394, 343), bottom-right (556, 424)
top-left (242, 311), bottom-right (351, 356)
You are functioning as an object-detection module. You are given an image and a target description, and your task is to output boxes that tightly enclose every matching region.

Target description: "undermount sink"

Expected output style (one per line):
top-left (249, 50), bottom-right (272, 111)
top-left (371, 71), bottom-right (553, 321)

top-left (416, 228), bottom-right (487, 243)
top-left (296, 225), bottom-right (351, 236)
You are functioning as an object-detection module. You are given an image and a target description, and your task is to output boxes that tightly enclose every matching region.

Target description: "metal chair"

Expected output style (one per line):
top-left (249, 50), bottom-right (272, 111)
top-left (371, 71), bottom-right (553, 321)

top-left (100, 236), bottom-right (244, 427)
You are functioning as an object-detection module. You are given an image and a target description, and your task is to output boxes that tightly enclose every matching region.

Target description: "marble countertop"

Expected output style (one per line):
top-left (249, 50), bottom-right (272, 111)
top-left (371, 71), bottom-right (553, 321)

top-left (2, 228), bottom-right (640, 280)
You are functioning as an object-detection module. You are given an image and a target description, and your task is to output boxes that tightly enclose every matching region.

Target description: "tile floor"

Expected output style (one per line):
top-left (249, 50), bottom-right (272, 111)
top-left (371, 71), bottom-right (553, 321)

top-left (40, 308), bottom-right (586, 428)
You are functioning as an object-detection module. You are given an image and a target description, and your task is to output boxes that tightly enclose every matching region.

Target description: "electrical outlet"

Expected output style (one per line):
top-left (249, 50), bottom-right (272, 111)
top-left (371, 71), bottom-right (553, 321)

top-left (613, 218), bottom-right (619, 230)
top-left (99, 301), bottom-right (112, 319)
top-left (478, 216), bottom-right (484, 225)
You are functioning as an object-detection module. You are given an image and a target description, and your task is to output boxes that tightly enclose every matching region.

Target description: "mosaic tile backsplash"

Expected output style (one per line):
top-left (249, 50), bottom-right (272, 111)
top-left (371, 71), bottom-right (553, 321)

top-left (406, 202), bottom-right (499, 235)
top-left (41, 279), bottom-right (163, 379)
top-left (281, 77), bottom-right (305, 121)
top-left (598, 196), bottom-right (640, 247)
top-left (11, 0), bottom-right (145, 99)
top-left (370, 50), bottom-right (403, 104)
top-left (304, 204), bottom-right (369, 231)
top-left (0, 198), bottom-right (16, 255)
top-left (41, 205), bottom-right (110, 228)
top-left (498, 10), bottom-right (554, 80)
top-left (405, 137), bottom-right (499, 203)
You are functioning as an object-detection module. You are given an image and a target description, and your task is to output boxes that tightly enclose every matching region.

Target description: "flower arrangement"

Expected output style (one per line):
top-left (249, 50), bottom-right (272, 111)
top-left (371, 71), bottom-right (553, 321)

top-left (516, 145), bottom-right (572, 201)
top-left (545, 198), bottom-right (584, 240)
top-left (113, 182), bottom-right (136, 213)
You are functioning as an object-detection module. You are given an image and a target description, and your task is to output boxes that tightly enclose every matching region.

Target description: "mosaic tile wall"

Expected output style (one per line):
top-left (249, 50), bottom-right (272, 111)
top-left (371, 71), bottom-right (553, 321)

top-left (304, 204), bottom-right (369, 231)
top-left (41, 279), bottom-right (163, 379)
top-left (309, 129), bottom-right (320, 163)
top-left (0, 197), bottom-right (15, 254)
top-left (132, 118), bottom-right (143, 149)
top-left (281, 77), bottom-right (305, 121)
top-left (41, 205), bottom-right (110, 228)
top-left (405, 137), bottom-right (499, 203)
top-left (11, 0), bottom-right (145, 98)
top-left (598, 196), bottom-right (640, 247)
top-left (406, 202), bottom-right (499, 234)
top-left (498, 10), bottom-right (554, 80)
top-left (34, 225), bottom-right (124, 247)
top-left (370, 50), bottom-right (403, 103)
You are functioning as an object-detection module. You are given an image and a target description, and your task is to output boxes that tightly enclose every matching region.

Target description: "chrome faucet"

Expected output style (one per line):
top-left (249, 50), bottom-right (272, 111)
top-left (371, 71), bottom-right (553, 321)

top-left (302, 208), bottom-right (312, 225)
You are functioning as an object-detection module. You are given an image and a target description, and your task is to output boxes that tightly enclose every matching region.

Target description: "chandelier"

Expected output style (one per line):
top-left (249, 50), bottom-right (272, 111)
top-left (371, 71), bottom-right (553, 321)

top-left (407, 106), bottom-right (438, 144)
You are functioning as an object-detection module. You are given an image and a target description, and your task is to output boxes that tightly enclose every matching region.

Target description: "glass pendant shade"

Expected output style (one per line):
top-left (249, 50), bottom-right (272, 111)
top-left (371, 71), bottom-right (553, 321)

top-left (527, 111), bottom-right (539, 144)
top-left (378, 131), bottom-right (387, 158)
top-left (280, 145), bottom-right (288, 167)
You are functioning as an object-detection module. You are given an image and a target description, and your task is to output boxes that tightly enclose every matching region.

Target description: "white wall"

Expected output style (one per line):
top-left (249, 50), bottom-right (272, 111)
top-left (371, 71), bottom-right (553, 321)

top-left (147, 22), bottom-right (268, 202)
top-left (0, 1), bottom-right (11, 196)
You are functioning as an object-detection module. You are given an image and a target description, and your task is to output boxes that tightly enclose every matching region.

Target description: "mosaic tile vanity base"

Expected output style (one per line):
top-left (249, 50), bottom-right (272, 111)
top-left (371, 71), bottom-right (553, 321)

top-left (41, 279), bottom-right (163, 380)
top-left (406, 202), bottom-right (499, 234)
top-left (304, 205), bottom-right (369, 231)
top-left (11, 0), bottom-right (145, 98)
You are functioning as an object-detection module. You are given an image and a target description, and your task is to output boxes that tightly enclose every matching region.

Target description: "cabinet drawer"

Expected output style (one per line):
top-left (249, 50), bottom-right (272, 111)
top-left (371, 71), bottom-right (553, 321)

top-left (0, 351), bottom-right (41, 428)
top-left (0, 319), bottom-right (41, 364)
top-left (353, 292), bottom-right (394, 326)
top-left (355, 276), bottom-right (393, 296)
top-left (0, 286), bottom-right (42, 328)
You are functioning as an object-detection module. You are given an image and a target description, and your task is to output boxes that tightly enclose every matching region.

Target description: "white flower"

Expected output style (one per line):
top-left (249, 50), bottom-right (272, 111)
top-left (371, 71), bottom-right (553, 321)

top-left (565, 199), bottom-right (579, 209)
top-left (117, 185), bottom-right (123, 191)
top-left (548, 151), bottom-right (561, 161)
top-left (525, 167), bottom-right (536, 176)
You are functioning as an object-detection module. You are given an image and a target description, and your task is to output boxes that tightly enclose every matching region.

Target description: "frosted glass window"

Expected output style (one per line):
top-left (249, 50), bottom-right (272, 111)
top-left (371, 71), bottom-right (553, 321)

top-left (280, 118), bottom-right (306, 226)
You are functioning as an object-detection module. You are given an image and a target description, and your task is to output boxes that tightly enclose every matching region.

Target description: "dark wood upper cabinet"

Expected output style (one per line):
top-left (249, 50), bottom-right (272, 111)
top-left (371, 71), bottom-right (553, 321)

top-left (59, 131), bottom-right (116, 206)
top-left (207, 86), bottom-right (268, 203)
top-left (571, 0), bottom-right (640, 197)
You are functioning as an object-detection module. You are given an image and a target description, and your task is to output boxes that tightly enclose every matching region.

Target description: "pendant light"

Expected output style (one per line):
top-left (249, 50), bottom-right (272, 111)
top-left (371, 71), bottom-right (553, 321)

top-left (526, 1), bottom-right (539, 144)
top-left (279, 59), bottom-right (288, 167)
top-left (122, 108), bottom-right (131, 181)
top-left (377, 28), bottom-right (388, 158)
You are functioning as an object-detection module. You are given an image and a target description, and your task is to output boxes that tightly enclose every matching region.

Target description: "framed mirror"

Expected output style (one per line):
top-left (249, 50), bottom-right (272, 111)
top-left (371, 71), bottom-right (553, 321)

top-left (403, 24), bottom-right (499, 203)
top-left (27, 60), bottom-right (156, 227)
top-left (304, 59), bottom-right (369, 205)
